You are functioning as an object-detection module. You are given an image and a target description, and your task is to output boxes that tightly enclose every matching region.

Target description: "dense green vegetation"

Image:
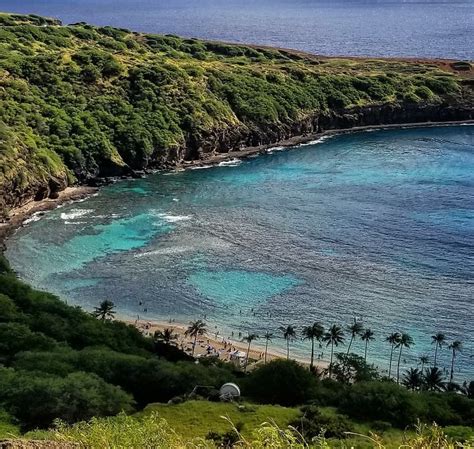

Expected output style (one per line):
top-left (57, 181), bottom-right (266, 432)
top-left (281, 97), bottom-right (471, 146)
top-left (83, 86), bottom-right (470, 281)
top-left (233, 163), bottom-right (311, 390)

top-left (0, 13), bottom-right (471, 216)
top-left (0, 254), bottom-right (238, 430)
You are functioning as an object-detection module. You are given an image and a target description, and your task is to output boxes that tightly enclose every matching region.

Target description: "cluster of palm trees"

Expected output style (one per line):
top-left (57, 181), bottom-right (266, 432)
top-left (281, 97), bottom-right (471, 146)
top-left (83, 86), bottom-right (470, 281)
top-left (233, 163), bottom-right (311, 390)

top-left (92, 302), bottom-right (467, 386)
top-left (224, 320), bottom-right (463, 384)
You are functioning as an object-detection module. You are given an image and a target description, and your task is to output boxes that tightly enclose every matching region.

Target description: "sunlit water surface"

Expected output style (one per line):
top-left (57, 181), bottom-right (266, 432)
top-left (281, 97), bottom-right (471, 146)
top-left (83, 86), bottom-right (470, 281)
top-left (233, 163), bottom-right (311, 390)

top-left (6, 126), bottom-right (474, 378)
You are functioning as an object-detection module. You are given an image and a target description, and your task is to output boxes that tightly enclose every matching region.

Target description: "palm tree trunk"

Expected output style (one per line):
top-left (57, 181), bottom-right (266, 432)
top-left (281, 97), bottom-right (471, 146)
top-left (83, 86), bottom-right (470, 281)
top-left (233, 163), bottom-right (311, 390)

top-left (245, 341), bottom-right (251, 372)
top-left (388, 345), bottom-right (394, 379)
top-left (264, 339), bottom-right (269, 364)
top-left (434, 345), bottom-right (438, 367)
top-left (286, 339), bottom-right (290, 360)
top-left (310, 337), bottom-right (314, 370)
top-left (364, 340), bottom-right (368, 361)
top-left (192, 334), bottom-right (197, 356)
top-left (346, 336), bottom-right (354, 356)
top-left (329, 342), bottom-right (334, 376)
top-left (396, 346), bottom-right (403, 384)
top-left (450, 350), bottom-right (455, 383)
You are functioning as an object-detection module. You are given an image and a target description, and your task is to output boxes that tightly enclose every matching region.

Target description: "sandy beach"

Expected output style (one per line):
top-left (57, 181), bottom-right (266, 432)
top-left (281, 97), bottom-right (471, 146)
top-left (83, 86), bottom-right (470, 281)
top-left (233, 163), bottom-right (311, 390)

top-left (125, 316), bottom-right (329, 372)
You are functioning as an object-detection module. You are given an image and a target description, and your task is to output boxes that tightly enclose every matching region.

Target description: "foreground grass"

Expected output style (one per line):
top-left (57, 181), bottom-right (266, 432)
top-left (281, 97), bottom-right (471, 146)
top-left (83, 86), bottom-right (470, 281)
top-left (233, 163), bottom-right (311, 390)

top-left (0, 411), bottom-right (19, 440)
top-left (22, 406), bottom-right (474, 448)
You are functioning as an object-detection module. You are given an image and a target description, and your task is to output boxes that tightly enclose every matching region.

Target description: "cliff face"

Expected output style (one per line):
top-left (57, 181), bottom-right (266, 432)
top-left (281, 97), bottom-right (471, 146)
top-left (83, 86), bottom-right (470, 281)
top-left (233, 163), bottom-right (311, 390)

top-left (0, 13), bottom-right (473, 217)
top-left (180, 97), bottom-right (474, 162)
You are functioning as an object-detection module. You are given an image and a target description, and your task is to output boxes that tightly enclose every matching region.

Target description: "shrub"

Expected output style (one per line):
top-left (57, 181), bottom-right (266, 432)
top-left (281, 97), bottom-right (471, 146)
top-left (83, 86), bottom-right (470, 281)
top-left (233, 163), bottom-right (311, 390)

top-left (444, 425), bottom-right (474, 442)
top-left (339, 381), bottom-right (420, 427)
top-left (243, 359), bottom-right (316, 406)
top-left (0, 368), bottom-right (134, 429)
top-left (291, 405), bottom-right (353, 439)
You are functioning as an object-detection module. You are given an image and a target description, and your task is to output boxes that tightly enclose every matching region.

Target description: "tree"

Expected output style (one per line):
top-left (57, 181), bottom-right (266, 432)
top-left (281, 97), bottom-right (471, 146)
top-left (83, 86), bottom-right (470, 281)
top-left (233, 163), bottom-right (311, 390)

top-left (402, 368), bottom-right (422, 391)
top-left (396, 333), bottom-right (414, 384)
top-left (340, 381), bottom-right (418, 428)
top-left (280, 325), bottom-right (296, 360)
top-left (184, 320), bottom-right (207, 356)
top-left (431, 332), bottom-right (446, 367)
top-left (263, 332), bottom-right (273, 364)
top-left (419, 354), bottom-right (429, 372)
top-left (330, 353), bottom-right (378, 384)
top-left (386, 332), bottom-right (401, 379)
top-left (461, 380), bottom-right (474, 399)
top-left (244, 359), bottom-right (315, 406)
top-left (423, 367), bottom-right (445, 391)
top-left (92, 300), bottom-right (116, 321)
top-left (242, 333), bottom-right (258, 372)
top-left (323, 324), bottom-right (345, 376)
top-left (346, 320), bottom-right (364, 356)
top-left (448, 340), bottom-right (462, 383)
top-left (302, 323), bottom-right (324, 371)
top-left (360, 328), bottom-right (375, 362)
top-left (153, 328), bottom-right (177, 345)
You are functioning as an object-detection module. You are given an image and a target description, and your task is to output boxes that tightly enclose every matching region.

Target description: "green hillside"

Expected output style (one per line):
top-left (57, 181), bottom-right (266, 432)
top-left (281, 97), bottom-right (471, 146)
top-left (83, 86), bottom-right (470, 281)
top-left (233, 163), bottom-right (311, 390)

top-left (0, 13), bottom-right (472, 216)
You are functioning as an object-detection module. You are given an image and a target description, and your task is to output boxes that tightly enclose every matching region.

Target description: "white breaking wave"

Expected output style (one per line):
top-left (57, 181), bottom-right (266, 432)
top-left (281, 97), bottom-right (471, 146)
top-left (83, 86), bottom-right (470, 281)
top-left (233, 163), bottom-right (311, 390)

top-left (296, 135), bottom-right (333, 147)
top-left (266, 146), bottom-right (285, 154)
top-left (190, 165), bottom-right (213, 170)
top-left (23, 213), bottom-right (43, 225)
top-left (218, 158), bottom-right (242, 167)
top-left (157, 213), bottom-right (192, 223)
top-left (60, 209), bottom-right (92, 220)
top-left (134, 247), bottom-right (190, 257)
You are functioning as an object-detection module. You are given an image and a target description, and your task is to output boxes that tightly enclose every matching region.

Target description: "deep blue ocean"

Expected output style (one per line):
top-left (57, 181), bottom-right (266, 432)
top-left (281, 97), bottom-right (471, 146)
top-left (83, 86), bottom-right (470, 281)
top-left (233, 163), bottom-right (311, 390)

top-left (1, 0), bottom-right (473, 59)
top-left (6, 126), bottom-right (474, 378)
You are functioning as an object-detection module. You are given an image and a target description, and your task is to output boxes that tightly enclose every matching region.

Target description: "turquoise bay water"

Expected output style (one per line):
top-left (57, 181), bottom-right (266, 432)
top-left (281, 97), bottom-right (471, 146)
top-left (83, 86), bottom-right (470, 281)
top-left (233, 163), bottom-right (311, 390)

top-left (6, 126), bottom-right (474, 378)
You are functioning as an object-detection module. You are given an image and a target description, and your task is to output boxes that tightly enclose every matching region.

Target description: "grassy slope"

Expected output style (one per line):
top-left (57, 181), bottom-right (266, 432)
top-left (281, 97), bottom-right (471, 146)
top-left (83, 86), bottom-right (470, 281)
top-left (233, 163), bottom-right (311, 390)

top-left (0, 12), bottom-right (471, 216)
top-left (141, 400), bottom-right (299, 440)
top-left (26, 400), bottom-right (472, 448)
top-left (141, 401), bottom-right (409, 447)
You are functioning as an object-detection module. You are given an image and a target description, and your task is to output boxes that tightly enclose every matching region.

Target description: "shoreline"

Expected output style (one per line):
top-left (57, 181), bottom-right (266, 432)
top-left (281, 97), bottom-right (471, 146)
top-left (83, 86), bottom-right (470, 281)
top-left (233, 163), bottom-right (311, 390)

top-left (124, 315), bottom-right (328, 370)
top-left (1, 119), bottom-right (473, 251)
top-left (0, 186), bottom-right (98, 250)
top-left (179, 119), bottom-right (474, 169)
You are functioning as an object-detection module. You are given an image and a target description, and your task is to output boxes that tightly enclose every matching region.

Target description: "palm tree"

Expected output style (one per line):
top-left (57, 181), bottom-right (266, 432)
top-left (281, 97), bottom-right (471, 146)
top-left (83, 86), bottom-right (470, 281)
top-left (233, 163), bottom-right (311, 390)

top-left (92, 300), bottom-right (116, 321)
top-left (418, 354), bottom-right (429, 372)
top-left (322, 324), bottom-right (345, 376)
top-left (346, 319), bottom-right (364, 356)
top-left (302, 322), bottom-right (324, 371)
top-left (448, 340), bottom-right (462, 383)
top-left (431, 332), bottom-right (446, 367)
top-left (403, 368), bottom-right (422, 391)
top-left (360, 328), bottom-right (375, 362)
top-left (154, 328), bottom-right (177, 345)
top-left (280, 325), bottom-right (296, 360)
top-left (185, 320), bottom-right (207, 356)
top-left (396, 333), bottom-right (414, 384)
top-left (242, 333), bottom-right (259, 372)
top-left (386, 332), bottom-right (401, 379)
top-left (263, 332), bottom-right (273, 364)
top-left (424, 367), bottom-right (445, 392)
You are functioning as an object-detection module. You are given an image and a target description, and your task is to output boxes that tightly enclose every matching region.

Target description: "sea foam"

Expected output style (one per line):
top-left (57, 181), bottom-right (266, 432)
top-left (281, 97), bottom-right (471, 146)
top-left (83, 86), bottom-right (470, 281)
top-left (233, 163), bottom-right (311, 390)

top-left (60, 209), bottom-right (92, 220)
top-left (157, 213), bottom-right (192, 223)
top-left (218, 158), bottom-right (242, 167)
